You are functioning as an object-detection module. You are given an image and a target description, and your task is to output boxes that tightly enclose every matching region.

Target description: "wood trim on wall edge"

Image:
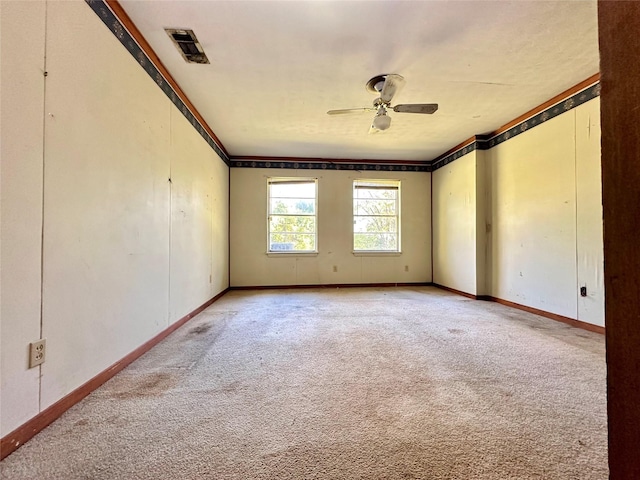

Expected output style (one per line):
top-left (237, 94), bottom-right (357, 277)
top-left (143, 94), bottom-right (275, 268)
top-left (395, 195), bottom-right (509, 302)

top-left (0, 288), bottom-right (230, 461)
top-left (430, 136), bottom-right (478, 166)
top-left (433, 284), bottom-right (605, 334)
top-left (1, 283), bottom-right (603, 460)
top-left (104, 0), bottom-right (229, 159)
top-left (432, 283), bottom-right (478, 300)
top-left (488, 296), bottom-right (605, 334)
top-left (231, 156), bottom-right (429, 166)
top-left (431, 74), bottom-right (600, 166)
top-left (229, 282), bottom-right (433, 291)
top-left (492, 73), bottom-right (601, 136)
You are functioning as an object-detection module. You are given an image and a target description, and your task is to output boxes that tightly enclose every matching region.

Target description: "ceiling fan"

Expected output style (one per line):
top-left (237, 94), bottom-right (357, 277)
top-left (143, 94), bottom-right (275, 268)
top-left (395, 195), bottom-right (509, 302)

top-left (327, 74), bottom-right (438, 133)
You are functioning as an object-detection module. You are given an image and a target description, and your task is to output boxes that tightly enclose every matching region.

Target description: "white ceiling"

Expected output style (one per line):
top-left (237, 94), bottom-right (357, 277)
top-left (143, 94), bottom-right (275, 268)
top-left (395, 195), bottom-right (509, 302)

top-left (119, 0), bottom-right (599, 162)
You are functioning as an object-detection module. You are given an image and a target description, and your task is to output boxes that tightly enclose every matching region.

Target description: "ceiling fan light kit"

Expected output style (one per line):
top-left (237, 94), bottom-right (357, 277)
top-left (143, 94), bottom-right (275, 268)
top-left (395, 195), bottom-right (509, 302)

top-left (328, 74), bottom-right (439, 133)
top-left (372, 112), bottom-right (391, 131)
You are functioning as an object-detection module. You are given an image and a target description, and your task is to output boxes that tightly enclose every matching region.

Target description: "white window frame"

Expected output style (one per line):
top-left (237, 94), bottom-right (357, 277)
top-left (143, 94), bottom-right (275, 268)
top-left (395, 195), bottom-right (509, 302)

top-left (353, 179), bottom-right (401, 253)
top-left (267, 177), bottom-right (318, 254)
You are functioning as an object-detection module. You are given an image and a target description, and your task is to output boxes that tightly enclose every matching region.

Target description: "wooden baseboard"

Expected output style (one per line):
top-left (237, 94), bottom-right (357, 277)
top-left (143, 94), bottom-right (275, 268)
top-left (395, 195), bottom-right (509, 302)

top-left (229, 282), bottom-right (433, 291)
top-left (432, 283), bottom-right (478, 299)
top-left (1, 284), bottom-right (603, 459)
top-left (0, 288), bottom-right (229, 460)
top-left (488, 296), bottom-right (605, 334)
top-left (432, 284), bottom-right (605, 334)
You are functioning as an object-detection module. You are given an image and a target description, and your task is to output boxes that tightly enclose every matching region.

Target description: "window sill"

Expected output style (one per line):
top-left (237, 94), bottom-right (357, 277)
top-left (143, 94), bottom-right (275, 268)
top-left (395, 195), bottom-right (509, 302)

top-left (266, 252), bottom-right (319, 257)
top-left (352, 251), bottom-right (402, 257)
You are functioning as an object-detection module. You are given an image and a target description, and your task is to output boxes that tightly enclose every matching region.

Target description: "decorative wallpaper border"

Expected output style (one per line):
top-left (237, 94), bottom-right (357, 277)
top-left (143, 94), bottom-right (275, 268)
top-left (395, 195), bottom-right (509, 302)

top-left (230, 160), bottom-right (430, 173)
top-left (431, 82), bottom-right (601, 170)
top-left (86, 0), bottom-right (230, 165)
top-left (88, 0), bottom-right (599, 174)
top-left (237, 79), bottom-right (600, 173)
top-left (429, 141), bottom-right (479, 170)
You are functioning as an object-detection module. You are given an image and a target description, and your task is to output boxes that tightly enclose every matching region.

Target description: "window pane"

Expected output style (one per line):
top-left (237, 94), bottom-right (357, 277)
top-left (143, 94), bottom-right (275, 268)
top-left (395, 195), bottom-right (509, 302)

top-left (354, 233), bottom-right (397, 251)
top-left (270, 198), bottom-right (315, 215)
top-left (353, 198), bottom-right (396, 216)
top-left (270, 233), bottom-right (316, 251)
top-left (268, 178), bottom-right (317, 253)
top-left (354, 188), bottom-right (397, 200)
top-left (269, 215), bottom-right (315, 233)
top-left (270, 182), bottom-right (315, 198)
top-left (353, 180), bottom-right (400, 252)
top-left (354, 216), bottom-right (397, 233)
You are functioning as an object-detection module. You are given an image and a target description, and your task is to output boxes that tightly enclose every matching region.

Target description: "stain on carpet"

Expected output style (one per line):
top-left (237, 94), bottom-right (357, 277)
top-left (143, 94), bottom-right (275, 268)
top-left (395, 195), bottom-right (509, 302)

top-left (111, 372), bottom-right (177, 399)
top-left (189, 323), bottom-right (212, 335)
top-left (448, 328), bottom-right (465, 334)
top-left (220, 381), bottom-right (242, 394)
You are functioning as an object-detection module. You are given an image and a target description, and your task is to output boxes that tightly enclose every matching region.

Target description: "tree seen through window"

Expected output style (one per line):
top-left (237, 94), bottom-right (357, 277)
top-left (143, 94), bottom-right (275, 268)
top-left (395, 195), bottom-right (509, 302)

top-left (268, 179), bottom-right (317, 252)
top-left (353, 180), bottom-right (400, 252)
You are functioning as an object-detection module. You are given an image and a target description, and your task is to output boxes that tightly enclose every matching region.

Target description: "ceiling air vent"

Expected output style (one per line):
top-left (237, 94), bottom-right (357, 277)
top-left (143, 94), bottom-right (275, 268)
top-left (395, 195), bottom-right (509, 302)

top-left (165, 28), bottom-right (209, 64)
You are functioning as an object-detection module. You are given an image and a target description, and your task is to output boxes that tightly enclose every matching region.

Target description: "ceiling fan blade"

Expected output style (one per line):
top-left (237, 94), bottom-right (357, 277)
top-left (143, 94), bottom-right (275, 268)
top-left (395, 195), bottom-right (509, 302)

top-left (327, 108), bottom-right (375, 115)
top-left (392, 103), bottom-right (439, 114)
top-left (380, 74), bottom-right (405, 104)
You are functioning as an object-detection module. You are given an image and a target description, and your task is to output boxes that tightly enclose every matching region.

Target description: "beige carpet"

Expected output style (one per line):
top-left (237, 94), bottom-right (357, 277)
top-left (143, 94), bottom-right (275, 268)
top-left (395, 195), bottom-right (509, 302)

top-left (0, 287), bottom-right (608, 479)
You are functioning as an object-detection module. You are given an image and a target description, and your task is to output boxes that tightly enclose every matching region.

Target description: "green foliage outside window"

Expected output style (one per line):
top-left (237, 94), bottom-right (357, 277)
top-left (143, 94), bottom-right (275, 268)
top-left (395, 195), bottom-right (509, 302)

top-left (268, 179), bottom-right (317, 252)
top-left (353, 181), bottom-right (400, 251)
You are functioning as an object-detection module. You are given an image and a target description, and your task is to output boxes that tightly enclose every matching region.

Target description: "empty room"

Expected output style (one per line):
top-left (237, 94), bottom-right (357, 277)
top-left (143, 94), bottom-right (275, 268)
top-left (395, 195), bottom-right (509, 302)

top-left (1, 0), bottom-right (639, 478)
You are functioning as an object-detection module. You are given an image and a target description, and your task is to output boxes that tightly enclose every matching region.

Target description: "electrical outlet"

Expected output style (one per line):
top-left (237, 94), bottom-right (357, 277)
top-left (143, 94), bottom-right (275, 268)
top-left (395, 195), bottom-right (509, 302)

top-left (29, 339), bottom-right (46, 368)
top-left (404, 265), bottom-right (409, 272)
top-left (332, 265), bottom-right (338, 272)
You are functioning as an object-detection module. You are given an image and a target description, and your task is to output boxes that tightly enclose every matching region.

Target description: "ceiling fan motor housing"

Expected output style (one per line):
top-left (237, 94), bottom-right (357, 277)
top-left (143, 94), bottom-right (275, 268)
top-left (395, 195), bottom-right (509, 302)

top-left (366, 74), bottom-right (389, 94)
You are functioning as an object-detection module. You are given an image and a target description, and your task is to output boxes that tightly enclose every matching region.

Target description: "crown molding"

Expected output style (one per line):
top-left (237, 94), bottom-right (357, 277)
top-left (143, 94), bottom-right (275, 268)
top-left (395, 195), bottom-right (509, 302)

top-left (230, 156), bottom-right (431, 172)
top-left (86, 0), bottom-right (230, 164)
top-left (86, 1), bottom-right (599, 173)
top-left (431, 76), bottom-right (601, 170)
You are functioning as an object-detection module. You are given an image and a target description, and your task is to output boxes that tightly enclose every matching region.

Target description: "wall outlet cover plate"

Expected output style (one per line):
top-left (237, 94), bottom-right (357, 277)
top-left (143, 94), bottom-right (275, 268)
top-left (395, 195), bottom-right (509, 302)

top-left (29, 339), bottom-right (46, 368)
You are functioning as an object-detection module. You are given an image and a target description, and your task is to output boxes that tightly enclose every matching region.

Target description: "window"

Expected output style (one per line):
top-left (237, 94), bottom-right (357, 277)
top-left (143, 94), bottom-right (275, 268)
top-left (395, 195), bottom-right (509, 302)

top-left (268, 178), bottom-right (317, 253)
top-left (353, 179), bottom-right (401, 252)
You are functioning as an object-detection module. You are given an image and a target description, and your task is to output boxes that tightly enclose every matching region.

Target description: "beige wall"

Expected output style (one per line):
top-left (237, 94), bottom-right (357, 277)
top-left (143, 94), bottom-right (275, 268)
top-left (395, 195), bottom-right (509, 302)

top-left (0, 0), bottom-right (47, 436)
top-left (0, 0), bottom-right (602, 442)
top-left (432, 98), bottom-right (603, 326)
top-left (488, 112), bottom-right (578, 317)
top-left (230, 168), bottom-right (431, 286)
top-left (432, 152), bottom-right (478, 295)
top-left (487, 98), bottom-right (602, 325)
top-left (169, 108), bottom-right (230, 325)
top-left (1, 1), bottom-right (229, 435)
top-left (575, 99), bottom-right (604, 326)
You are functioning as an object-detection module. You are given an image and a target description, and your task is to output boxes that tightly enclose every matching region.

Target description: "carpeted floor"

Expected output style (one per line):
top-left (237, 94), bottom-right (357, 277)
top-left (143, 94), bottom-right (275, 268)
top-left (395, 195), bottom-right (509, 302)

top-left (0, 287), bottom-right (608, 479)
